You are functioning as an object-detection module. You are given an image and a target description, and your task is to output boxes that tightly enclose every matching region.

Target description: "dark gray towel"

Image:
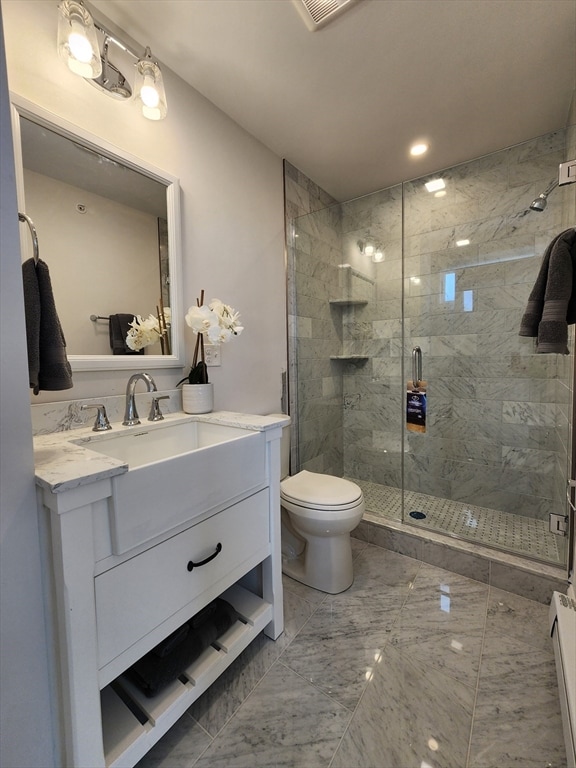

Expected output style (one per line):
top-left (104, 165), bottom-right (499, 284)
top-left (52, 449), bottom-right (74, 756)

top-left (519, 228), bottom-right (576, 354)
top-left (22, 258), bottom-right (73, 395)
top-left (109, 313), bottom-right (144, 355)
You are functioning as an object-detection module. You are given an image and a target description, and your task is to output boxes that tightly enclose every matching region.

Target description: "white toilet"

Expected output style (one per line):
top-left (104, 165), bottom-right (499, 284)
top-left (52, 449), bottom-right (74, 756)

top-left (277, 420), bottom-right (364, 594)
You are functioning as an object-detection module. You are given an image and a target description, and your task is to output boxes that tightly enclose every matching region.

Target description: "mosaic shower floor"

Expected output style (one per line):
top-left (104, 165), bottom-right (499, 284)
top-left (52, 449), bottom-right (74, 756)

top-left (351, 479), bottom-right (563, 564)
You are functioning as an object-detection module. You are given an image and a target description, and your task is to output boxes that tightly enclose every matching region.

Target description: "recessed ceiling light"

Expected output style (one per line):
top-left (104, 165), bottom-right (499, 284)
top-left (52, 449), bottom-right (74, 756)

top-left (425, 178), bottom-right (445, 193)
top-left (456, 239), bottom-right (470, 247)
top-left (410, 142), bottom-right (428, 157)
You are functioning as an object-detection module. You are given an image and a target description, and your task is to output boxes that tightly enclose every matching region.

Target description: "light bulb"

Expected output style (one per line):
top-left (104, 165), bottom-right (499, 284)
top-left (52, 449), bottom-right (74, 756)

top-left (410, 142), bottom-right (428, 156)
top-left (140, 78), bottom-right (160, 108)
top-left (68, 27), bottom-right (94, 63)
top-left (57, 1), bottom-right (102, 79)
top-left (136, 53), bottom-right (168, 120)
top-left (364, 243), bottom-right (375, 256)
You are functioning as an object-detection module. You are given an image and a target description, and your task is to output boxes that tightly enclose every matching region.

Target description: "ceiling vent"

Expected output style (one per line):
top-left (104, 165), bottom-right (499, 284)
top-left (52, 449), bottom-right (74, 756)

top-left (293, 0), bottom-right (360, 30)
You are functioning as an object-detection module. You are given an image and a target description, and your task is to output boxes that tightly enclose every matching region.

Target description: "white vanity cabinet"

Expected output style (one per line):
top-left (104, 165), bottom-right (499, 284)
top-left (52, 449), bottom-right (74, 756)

top-left (34, 413), bottom-right (287, 768)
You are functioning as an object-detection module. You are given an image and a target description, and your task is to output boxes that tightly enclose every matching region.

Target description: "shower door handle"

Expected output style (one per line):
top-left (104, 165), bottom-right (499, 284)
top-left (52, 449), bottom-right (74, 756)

top-left (412, 346), bottom-right (422, 388)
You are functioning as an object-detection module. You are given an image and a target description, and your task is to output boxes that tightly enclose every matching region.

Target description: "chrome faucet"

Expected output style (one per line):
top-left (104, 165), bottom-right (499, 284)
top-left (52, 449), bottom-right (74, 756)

top-left (123, 372), bottom-right (157, 426)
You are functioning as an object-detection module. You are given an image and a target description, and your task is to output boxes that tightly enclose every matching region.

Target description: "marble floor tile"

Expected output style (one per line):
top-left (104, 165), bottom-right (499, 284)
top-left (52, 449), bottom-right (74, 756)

top-left (282, 572), bottom-right (328, 606)
top-left (192, 662), bottom-right (351, 768)
top-left (388, 563), bottom-right (488, 685)
top-left (135, 713), bottom-right (211, 768)
top-left (351, 534), bottom-right (369, 556)
top-left (331, 643), bottom-right (475, 768)
top-left (279, 593), bottom-right (401, 709)
top-left (486, 586), bottom-right (553, 652)
top-left (338, 543), bottom-right (422, 598)
top-left (468, 630), bottom-right (566, 768)
top-left (134, 541), bottom-right (567, 768)
top-left (189, 587), bottom-right (318, 736)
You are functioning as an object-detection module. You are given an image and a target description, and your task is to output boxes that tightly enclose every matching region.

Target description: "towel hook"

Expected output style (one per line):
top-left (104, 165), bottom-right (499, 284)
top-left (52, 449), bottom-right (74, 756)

top-left (18, 212), bottom-right (39, 265)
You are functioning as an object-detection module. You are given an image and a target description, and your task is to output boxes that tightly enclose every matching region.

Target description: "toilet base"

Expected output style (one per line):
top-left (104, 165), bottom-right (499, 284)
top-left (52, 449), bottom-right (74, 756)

top-left (282, 532), bottom-right (354, 594)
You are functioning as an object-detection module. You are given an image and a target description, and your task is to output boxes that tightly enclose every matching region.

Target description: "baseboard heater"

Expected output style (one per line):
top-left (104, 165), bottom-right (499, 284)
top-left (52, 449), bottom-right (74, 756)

top-left (550, 591), bottom-right (576, 768)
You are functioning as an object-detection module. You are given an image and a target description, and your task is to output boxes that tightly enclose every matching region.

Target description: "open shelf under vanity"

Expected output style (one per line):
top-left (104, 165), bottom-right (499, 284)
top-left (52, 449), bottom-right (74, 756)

top-left (102, 585), bottom-right (271, 767)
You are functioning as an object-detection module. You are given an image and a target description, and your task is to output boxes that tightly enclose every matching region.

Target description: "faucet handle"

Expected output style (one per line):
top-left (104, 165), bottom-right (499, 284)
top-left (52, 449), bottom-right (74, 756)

top-left (81, 403), bottom-right (112, 432)
top-left (148, 395), bottom-right (170, 422)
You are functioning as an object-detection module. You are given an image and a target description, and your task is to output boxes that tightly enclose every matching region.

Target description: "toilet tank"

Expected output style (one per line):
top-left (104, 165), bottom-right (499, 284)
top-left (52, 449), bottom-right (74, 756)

top-left (269, 415), bottom-right (291, 480)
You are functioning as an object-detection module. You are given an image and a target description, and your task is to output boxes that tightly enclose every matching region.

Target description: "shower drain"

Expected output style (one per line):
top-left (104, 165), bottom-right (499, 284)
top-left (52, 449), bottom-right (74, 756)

top-left (409, 510), bottom-right (427, 520)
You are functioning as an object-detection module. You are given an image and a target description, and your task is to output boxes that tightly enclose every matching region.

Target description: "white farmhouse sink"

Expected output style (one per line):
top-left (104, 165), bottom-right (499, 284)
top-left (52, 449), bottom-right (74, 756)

top-left (73, 420), bottom-right (266, 554)
top-left (76, 420), bottom-right (253, 467)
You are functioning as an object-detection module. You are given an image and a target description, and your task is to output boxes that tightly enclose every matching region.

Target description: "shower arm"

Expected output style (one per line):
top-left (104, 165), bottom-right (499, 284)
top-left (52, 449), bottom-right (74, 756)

top-left (542, 179), bottom-right (559, 197)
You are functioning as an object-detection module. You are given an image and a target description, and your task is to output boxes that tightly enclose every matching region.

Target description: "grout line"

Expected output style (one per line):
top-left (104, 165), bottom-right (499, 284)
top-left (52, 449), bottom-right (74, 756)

top-left (464, 581), bottom-right (491, 768)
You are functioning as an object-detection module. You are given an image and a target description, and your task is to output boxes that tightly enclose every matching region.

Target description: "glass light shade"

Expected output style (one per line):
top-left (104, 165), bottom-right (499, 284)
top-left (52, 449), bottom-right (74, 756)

top-left (57, 0), bottom-right (102, 79)
top-left (135, 56), bottom-right (168, 120)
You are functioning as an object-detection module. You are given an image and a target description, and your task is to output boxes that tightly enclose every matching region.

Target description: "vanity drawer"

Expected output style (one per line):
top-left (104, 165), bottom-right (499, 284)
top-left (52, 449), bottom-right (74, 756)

top-left (95, 490), bottom-right (269, 669)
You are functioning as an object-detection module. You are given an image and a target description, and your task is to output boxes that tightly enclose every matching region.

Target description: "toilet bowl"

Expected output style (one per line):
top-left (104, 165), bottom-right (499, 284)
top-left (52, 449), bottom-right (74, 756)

top-left (273, 418), bottom-right (364, 594)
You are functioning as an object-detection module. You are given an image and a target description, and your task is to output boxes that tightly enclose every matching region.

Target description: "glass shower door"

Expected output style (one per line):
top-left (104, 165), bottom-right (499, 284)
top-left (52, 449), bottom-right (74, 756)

top-left (400, 135), bottom-right (572, 566)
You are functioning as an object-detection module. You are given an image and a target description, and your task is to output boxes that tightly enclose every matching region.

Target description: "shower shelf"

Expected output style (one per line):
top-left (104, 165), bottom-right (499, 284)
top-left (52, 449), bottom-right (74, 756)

top-left (330, 355), bottom-right (369, 362)
top-left (329, 299), bottom-right (368, 307)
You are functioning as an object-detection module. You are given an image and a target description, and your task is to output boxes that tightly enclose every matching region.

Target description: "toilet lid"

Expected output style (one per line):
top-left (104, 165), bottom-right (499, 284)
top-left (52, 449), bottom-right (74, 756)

top-left (281, 470), bottom-right (362, 508)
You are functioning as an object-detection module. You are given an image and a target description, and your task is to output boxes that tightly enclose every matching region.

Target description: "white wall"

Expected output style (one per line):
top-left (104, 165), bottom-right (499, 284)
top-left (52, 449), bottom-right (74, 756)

top-left (1, 1), bottom-right (287, 764)
top-left (2, 0), bottom-right (287, 411)
top-left (0, 8), bottom-right (57, 767)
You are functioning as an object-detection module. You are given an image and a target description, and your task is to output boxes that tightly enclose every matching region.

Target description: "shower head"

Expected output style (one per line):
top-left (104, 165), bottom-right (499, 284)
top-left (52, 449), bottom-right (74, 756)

top-left (529, 194), bottom-right (548, 212)
top-left (528, 179), bottom-right (559, 212)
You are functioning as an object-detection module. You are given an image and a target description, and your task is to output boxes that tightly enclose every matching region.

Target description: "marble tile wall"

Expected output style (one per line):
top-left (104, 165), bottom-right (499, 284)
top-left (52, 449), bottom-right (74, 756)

top-left (555, 113), bottom-right (576, 565)
top-left (283, 161), bottom-right (341, 475)
top-left (397, 130), bottom-right (572, 522)
top-left (30, 388), bottom-right (182, 435)
top-left (287, 126), bottom-right (574, 534)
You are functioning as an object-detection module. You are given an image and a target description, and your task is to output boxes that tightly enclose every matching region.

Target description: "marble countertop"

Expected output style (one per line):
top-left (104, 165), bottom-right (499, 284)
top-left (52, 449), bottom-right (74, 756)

top-left (34, 411), bottom-right (290, 495)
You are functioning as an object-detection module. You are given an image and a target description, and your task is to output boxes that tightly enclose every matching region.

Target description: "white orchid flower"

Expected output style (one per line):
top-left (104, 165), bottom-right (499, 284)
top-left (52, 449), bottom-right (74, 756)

top-left (185, 305), bottom-right (219, 334)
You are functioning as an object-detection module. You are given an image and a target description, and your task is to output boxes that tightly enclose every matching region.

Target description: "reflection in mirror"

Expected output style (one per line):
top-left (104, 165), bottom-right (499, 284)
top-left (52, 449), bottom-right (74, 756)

top-left (12, 98), bottom-right (183, 371)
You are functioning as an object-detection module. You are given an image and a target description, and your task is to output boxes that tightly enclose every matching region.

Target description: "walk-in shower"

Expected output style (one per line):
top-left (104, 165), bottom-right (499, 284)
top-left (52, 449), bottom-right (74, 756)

top-left (287, 127), bottom-right (575, 568)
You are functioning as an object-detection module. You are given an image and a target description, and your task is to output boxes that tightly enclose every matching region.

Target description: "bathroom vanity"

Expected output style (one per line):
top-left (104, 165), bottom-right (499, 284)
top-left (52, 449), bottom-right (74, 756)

top-left (34, 411), bottom-right (288, 768)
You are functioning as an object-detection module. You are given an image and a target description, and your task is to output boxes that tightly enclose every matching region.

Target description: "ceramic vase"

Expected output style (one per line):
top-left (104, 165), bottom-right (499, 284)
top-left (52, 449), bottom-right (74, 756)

top-left (182, 383), bottom-right (214, 414)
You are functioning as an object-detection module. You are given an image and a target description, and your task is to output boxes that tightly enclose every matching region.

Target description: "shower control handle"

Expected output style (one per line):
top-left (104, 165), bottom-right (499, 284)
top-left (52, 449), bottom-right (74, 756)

top-left (412, 346), bottom-right (422, 388)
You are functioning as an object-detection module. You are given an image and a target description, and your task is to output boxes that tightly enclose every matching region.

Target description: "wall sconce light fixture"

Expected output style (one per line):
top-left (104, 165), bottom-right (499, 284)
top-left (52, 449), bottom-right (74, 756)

top-left (135, 48), bottom-right (168, 121)
top-left (57, 0), bottom-right (168, 120)
top-left (357, 234), bottom-right (385, 263)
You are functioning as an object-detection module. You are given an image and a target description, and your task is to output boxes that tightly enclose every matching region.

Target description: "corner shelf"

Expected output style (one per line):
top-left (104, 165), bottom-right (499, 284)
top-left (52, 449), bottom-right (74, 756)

top-left (329, 355), bottom-right (369, 362)
top-left (329, 299), bottom-right (368, 307)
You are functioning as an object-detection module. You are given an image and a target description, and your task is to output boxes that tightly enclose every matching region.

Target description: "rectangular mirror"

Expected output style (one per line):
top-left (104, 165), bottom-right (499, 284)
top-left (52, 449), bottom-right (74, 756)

top-left (11, 95), bottom-right (184, 371)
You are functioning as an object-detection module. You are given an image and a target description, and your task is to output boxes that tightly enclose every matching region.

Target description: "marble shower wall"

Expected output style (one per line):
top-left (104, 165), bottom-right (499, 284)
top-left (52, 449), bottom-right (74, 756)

top-left (288, 125), bottom-right (574, 528)
top-left (283, 162), bottom-right (340, 474)
top-left (555, 110), bottom-right (576, 535)
top-left (401, 131), bottom-right (571, 521)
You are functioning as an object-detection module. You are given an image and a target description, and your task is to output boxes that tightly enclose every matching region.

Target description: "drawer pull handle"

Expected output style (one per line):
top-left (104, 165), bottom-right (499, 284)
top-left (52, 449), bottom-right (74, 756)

top-left (187, 542), bottom-right (222, 572)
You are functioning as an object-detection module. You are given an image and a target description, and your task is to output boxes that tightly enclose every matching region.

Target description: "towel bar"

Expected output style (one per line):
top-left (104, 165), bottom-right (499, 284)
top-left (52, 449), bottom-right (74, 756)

top-left (18, 212), bottom-right (39, 265)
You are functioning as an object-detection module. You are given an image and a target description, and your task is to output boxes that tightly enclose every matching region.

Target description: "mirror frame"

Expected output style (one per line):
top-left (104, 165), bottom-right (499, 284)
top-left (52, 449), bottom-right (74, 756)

top-left (10, 94), bottom-right (184, 371)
